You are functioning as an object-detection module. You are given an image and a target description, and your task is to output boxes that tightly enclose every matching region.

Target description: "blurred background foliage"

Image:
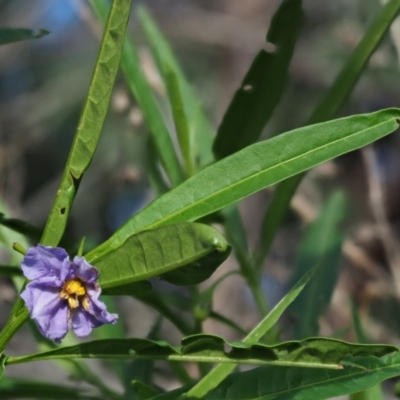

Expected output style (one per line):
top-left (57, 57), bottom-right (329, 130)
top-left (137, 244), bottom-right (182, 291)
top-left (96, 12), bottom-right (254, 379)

top-left (2, 0), bottom-right (400, 395)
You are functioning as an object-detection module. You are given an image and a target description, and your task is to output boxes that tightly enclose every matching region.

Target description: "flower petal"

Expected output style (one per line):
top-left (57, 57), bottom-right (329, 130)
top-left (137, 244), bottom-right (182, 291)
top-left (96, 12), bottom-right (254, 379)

top-left (21, 281), bottom-right (69, 342)
top-left (21, 245), bottom-right (71, 281)
top-left (72, 256), bottom-right (99, 284)
top-left (70, 290), bottom-right (118, 338)
top-left (70, 308), bottom-right (94, 337)
top-left (86, 294), bottom-right (118, 326)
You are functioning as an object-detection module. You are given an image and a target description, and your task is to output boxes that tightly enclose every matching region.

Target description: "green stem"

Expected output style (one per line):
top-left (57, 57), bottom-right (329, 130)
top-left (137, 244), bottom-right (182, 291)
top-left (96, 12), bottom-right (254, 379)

top-left (0, 307), bottom-right (29, 355)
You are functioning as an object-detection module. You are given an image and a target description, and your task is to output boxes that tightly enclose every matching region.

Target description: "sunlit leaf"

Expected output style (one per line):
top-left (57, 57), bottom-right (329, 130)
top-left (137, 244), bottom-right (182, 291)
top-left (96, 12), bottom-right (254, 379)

top-left (203, 352), bottom-right (400, 400)
top-left (256, 0), bottom-right (400, 269)
top-left (41, 0), bottom-right (133, 246)
top-left (93, 222), bottom-right (231, 288)
top-left (6, 335), bottom-right (396, 369)
top-left (89, 0), bottom-right (183, 187)
top-left (87, 109), bottom-right (400, 264)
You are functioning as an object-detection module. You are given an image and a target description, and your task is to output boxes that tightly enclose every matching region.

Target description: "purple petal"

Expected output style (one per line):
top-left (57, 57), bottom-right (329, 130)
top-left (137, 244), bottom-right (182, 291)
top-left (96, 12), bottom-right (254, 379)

top-left (87, 294), bottom-right (118, 325)
top-left (21, 281), bottom-right (69, 341)
top-left (21, 245), bottom-right (71, 281)
top-left (72, 256), bottom-right (99, 284)
top-left (71, 308), bottom-right (94, 337)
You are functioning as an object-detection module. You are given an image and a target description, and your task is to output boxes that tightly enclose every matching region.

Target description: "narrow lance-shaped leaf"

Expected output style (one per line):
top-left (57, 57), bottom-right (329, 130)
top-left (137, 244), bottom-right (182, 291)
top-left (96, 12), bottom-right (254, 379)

top-left (213, 0), bottom-right (304, 159)
top-left (5, 335), bottom-right (396, 369)
top-left (256, 0), bottom-right (400, 268)
top-left (0, 378), bottom-right (103, 400)
top-left (0, 213), bottom-right (42, 243)
top-left (203, 352), bottom-right (400, 400)
top-left (93, 222), bottom-right (231, 288)
top-left (138, 6), bottom-right (215, 168)
top-left (289, 191), bottom-right (346, 338)
top-left (0, 28), bottom-right (49, 46)
top-left (186, 261), bottom-right (319, 398)
top-left (164, 65), bottom-right (194, 177)
top-left (0, 0), bottom-right (133, 354)
top-left (41, 0), bottom-right (133, 246)
top-left (86, 109), bottom-right (400, 264)
top-left (89, 0), bottom-right (183, 187)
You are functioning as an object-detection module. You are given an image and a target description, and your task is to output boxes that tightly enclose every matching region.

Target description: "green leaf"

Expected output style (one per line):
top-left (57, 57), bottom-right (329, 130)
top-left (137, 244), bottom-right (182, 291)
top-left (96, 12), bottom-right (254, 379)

top-left (0, 213), bottom-right (42, 242)
top-left (164, 65), bottom-right (194, 177)
top-left (93, 222), bottom-right (231, 288)
top-left (186, 262), bottom-right (319, 398)
top-left (0, 378), bottom-right (102, 400)
top-left (87, 109), bottom-right (400, 264)
top-left (137, 6), bottom-right (215, 168)
top-left (102, 281), bottom-right (152, 296)
top-left (89, 0), bottom-right (183, 187)
top-left (256, 0), bottom-right (400, 269)
top-left (308, 0), bottom-right (400, 125)
top-left (213, 0), bottom-right (304, 159)
top-left (6, 335), bottom-right (395, 368)
top-left (203, 352), bottom-right (400, 400)
top-left (0, 0), bottom-right (134, 355)
top-left (289, 191), bottom-right (347, 338)
top-left (137, 292), bottom-right (194, 335)
top-left (0, 28), bottom-right (49, 46)
top-left (0, 265), bottom-right (22, 277)
top-left (41, 0), bottom-right (133, 246)
top-left (132, 380), bottom-right (160, 400)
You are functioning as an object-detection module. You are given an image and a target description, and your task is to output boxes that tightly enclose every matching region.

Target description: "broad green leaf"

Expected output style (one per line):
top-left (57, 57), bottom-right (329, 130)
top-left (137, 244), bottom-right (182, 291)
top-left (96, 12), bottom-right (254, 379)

top-left (6, 335), bottom-right (395, 368)
top-left (256, 0), bottom-right (400, 269)
top-left (87, 109), bottom-right (400, 264)
top-left (213, 0), bottom-right (304, 159)
top-left (203, 352), bottom-right (400, 400)
top-left (0, 213), bottom-right (42, 242)
top-left (93, 222), bottom-right (231, 288)
top-left (41, 0), bottom-right (133, 246)
top-left (0, 378), bottom-right (102, 400)
top-left (289, 191), bottom-right (346, 338)
top-left (89, 0), bottom-right (183, 187)
top-left (187, 263), bottom-right (318, 398)
top-left (102, 281), bottom-right (152, 296)
top-left (0, 28), bottom-right (49, 46)
top-left (138, 6), bottom-right (215, 168)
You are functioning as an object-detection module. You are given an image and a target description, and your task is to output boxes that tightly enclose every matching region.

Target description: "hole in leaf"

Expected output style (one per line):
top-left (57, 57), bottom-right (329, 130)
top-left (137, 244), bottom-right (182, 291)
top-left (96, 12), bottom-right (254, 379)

top-left (242, 84), bottom-right (254, 92)
top-left (224, 343), bottom-right (233, 353)
top-left (264, 42), bottom-right (277, 53)
top-left (60, 207), bottom-right (66, 215)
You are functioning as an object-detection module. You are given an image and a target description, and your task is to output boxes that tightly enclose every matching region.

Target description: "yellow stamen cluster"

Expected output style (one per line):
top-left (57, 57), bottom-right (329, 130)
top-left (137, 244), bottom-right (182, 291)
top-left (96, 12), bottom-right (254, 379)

top-left (59, 279), bottom-right (90, 311)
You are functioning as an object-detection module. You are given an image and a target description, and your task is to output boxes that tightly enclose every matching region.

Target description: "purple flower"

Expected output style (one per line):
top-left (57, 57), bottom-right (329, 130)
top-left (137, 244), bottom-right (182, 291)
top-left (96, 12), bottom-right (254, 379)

top-left (20, 245), bottom-right (118, 342)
